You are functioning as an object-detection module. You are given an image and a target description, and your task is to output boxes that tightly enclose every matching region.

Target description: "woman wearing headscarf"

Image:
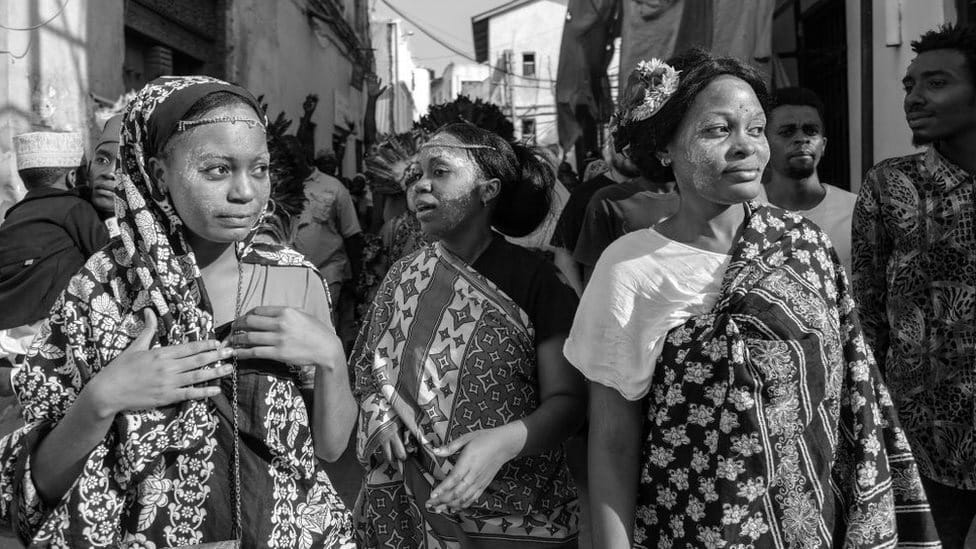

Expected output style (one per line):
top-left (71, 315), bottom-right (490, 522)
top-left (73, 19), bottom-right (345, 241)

top-left (567, 50), bottom-right (940, 547)
top-left (0, 76), bottom-right (355, 548)
top-left (352, 123), bottom-right (584, 548)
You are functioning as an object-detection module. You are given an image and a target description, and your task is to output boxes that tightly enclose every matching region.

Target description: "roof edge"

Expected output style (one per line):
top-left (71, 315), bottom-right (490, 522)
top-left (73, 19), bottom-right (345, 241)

top-left (471, 0), bottom-right (539, 23)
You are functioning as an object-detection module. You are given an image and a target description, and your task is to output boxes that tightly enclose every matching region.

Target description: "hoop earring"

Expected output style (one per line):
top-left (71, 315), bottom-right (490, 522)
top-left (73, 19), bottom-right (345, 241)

top-left (660, 156), bottom-right (672, 167)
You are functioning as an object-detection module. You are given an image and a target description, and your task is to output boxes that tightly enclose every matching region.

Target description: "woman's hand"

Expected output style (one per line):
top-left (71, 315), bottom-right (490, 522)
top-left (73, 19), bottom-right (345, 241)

top-left (375, 418), bottom-right (411, 464)
top-left (426, 427), bottom-right (519, 513)
top-left (88, 309), bottom-right (232, 418)
top-left (229, 306), bottom-right (343, 369)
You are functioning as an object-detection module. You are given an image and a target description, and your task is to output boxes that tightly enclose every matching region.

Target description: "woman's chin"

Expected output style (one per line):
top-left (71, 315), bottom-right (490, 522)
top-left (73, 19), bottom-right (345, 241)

top-left (721, 181), bottom-right (764, 204)
top-left (184, 226), bottom-right (254, 247)
top-left (416, 218), bottom-right (444, 239)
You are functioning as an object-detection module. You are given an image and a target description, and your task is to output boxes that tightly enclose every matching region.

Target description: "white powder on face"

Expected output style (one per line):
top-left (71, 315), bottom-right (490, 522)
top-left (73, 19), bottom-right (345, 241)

top-left (416, 140), bottom-right (487, 236)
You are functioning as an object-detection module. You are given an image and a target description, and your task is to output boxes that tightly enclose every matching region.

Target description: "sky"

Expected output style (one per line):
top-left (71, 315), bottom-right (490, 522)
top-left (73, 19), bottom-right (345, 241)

top-left (369, 0), bottom-right (511, 76)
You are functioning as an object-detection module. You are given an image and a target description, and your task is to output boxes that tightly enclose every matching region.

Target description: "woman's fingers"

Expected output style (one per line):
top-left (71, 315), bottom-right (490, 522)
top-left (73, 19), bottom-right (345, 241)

top-left (441, 478), bottom-right (470, 509)
top-left (460, 489), bottom-right (481, 509)
top-left (234, 313), bottom-right (279, 332)
top-left (430, 468), bottom-right (466, 502)
top-left (174, 347), bottom-right (233, 372)
top-left (120, 308), bottom-right (157, 356)
top-left (176, 361), bottom-right (234, 386)
top-left (390, 431), bottom-right (408, 461)
top-left (159, 339), bottom-right (222, 359)
top-left (178, 385), bottom-right (223, 402)
top-left (232, 346), bottom-right (277, 361)
top-left (227, 331), bottom-right (279, 348)
top-left (243, 305), bottom-right (288, 318)
top-left (432, 431), bottom-right (475, 457)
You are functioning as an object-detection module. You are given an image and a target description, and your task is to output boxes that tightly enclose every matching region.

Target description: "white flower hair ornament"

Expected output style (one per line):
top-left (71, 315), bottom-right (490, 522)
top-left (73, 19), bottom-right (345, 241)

top-left (626, 59), bottom-right (681, 123)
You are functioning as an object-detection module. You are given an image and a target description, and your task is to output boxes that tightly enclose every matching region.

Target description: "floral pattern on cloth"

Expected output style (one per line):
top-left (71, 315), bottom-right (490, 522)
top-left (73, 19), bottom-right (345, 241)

top-left (853, 147), bottom-right (976, 490)
top-left (633, 203), bottom-right (940, 548)
top-left (0, 76), bottom-right (353, 547)
top-left (351, 243), bottom-right (578, 548)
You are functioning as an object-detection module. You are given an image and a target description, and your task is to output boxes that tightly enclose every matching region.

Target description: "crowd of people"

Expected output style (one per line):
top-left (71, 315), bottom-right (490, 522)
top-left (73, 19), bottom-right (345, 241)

top-left (0, 20), bottom-right (973, 549)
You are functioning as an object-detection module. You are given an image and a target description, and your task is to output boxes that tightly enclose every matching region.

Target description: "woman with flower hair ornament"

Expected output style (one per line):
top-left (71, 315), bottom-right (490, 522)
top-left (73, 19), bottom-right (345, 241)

top-left (564, 48), bottom-right (939, 548)
top-left (0, 76), bottom-right (356, 548)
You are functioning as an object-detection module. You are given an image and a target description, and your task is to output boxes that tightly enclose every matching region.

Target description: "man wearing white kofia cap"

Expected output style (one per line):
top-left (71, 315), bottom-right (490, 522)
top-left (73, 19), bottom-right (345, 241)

top-left (0, 131), bottom-right (109, 392)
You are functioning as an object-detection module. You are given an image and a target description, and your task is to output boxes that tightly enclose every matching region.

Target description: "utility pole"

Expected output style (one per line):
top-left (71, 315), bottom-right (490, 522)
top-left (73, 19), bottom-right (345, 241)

top-left (504, 49), bottom-right (515, 127)
top-left (387, 21), bottom-right (396, 133)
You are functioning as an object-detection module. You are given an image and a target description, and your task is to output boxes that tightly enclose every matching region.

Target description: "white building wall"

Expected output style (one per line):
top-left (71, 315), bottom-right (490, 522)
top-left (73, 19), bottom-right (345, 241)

top-left (432, 63), bottom-right (490, 105)
top-left (0, 0), bottom-right (110, 217)
top-left (411, 68), bottom-right (431, 120)
top-left (371, 18), bottom-right (422, 133)
top-left (485, 0), bottom-right (566, 145)
top-left (231, 1), bottom-right (367, 177)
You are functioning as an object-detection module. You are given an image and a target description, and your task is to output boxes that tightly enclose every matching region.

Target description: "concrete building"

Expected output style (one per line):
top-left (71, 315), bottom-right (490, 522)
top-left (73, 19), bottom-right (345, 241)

top-left (0, 0), bottom-right (373, 217)
top-left (372, 18), bottom-right (428, 133)
top-left (411, 67), bottom-right (431, 121)
top-left (430, 62), bottom-right (491, 105)
top-left (472, 0), bottom-right (567, 146)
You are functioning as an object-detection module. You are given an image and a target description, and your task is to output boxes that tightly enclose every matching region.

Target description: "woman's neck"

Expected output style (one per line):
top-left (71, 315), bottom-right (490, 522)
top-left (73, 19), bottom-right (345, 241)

top-left (657, 198), bottom-right (746, 255)
top-left (439, 221), bottom-right (495, 264)
top-left (185, 233), bottom-right (238, 272)
top-left (185, 234), bottom-right (245, 325)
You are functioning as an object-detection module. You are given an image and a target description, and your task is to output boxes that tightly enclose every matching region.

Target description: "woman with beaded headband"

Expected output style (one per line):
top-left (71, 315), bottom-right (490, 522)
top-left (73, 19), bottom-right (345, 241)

top-left (0, 76), bottom-right (355, 548)
top-left (565, 49), bottom-right (940, 547)
top-left (351, 122), bottom-right (584, 547)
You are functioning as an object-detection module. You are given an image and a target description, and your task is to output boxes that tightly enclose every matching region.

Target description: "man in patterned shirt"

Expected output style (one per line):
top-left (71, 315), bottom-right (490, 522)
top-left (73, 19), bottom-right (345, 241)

top-left (853, 23), bottom-right (976, 547)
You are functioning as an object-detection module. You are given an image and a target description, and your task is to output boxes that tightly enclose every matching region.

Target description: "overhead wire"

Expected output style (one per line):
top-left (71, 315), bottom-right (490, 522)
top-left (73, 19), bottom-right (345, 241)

top-left (0, 0), bottom-right (70, 58)
top-left (380, 0), bottom-right (557, 84)
top-left (0, 0), bottom-right (70, 31)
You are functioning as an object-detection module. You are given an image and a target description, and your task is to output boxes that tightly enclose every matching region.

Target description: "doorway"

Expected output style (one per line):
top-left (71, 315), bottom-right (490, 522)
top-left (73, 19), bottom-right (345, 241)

top-left (796, 0), bottom-right (850, 189)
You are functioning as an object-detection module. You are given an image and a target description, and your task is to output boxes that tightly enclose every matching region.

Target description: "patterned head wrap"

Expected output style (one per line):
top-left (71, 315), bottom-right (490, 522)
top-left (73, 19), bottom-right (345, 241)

top-left (116, 75), bottom-right (266, 345)
top-left (0, 76), bottom-right (276, 544)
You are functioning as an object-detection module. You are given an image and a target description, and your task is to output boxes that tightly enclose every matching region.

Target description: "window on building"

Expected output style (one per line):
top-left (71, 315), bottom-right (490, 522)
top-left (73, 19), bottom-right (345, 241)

top-left (522, 52), bottom-right (536, 76)
top-left (522, 118), bottom-right (536, 138)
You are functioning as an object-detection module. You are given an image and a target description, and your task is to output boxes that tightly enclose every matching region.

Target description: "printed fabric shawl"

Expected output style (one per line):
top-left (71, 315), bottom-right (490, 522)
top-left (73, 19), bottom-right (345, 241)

top-left (631, 203), bottom-right (940, 548)
top-left (352, 243), bottom-right (579, 548)
top-left (0, 76), bottom-right (353, 547)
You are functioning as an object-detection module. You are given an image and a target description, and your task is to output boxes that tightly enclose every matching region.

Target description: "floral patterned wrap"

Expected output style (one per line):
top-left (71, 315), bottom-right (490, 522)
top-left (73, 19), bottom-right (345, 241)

top-left (0, 76), bottom-right (353, 547)
top-left (351, 243), bottom-right (578, 548)
top-left (632, 203), bottom-right (940, 548)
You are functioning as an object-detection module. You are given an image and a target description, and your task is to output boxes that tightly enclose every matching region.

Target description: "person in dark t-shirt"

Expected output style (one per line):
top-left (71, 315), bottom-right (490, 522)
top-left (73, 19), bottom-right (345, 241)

top-left (567, 133), bottom-right (680, 286)
top-left (551, 135), bottom-right (639, 293)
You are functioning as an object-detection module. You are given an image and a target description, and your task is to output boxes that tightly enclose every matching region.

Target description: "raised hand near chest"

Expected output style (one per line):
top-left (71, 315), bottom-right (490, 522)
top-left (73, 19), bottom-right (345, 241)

top-left (87, 309), bottom-right (233, 417)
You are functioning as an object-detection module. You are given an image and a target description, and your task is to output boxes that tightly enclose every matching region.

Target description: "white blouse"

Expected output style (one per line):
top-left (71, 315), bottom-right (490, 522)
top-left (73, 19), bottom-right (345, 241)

top-left (563, 228), bottom-right (730, 401)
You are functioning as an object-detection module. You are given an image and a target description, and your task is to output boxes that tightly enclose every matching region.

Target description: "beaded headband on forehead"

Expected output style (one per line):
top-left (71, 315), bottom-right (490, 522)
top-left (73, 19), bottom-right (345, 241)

top-left (140, 76), bottom-right (267, 158)
top-left (176, 116), bottom-right (266, 133)
top-left (420, 140), bottom-right (496, 151)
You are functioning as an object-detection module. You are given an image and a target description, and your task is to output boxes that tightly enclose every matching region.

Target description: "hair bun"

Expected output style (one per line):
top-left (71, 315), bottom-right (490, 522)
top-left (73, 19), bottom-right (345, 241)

top-left (491, 143), bottom-right (554, 238)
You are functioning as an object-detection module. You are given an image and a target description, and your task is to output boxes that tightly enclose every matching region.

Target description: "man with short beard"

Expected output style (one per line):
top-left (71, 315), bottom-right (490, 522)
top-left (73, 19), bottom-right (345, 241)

top-left (764, 87), bottom-right (856, 277)
top-left (853, 23), bottom-right (976, 548)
